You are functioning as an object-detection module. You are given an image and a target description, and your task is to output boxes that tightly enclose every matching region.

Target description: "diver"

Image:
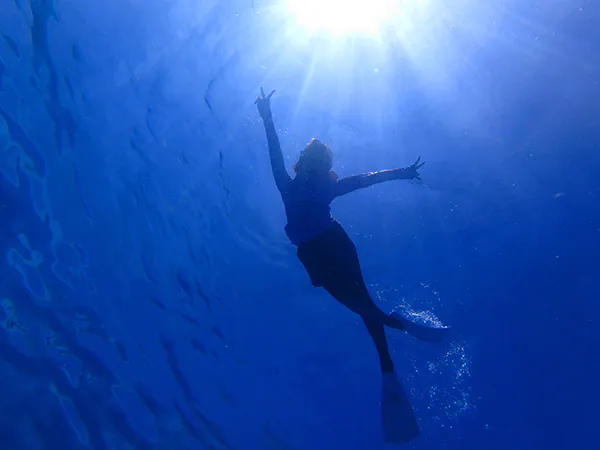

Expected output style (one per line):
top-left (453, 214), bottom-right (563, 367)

top-left (255, 87), bottom-right (448, 440)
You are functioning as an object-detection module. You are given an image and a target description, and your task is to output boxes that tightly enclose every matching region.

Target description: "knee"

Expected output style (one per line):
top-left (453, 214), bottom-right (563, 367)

top-left (350, 300), bottom-right (382, 320)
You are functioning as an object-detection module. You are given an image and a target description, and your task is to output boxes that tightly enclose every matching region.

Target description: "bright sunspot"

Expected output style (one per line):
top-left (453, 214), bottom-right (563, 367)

top-left (286, 0), bottom-right (400, 36)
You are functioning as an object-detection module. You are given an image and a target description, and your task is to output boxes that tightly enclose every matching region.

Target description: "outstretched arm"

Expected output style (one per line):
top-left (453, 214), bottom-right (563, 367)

top-left (256, 88), bottom-right (291, 193)
top-left (335, 157), bottom-right (425, 197)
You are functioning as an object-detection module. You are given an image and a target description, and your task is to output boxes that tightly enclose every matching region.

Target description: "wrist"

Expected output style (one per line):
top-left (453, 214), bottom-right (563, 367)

top-left (394, 168), bottom-right (409, 179)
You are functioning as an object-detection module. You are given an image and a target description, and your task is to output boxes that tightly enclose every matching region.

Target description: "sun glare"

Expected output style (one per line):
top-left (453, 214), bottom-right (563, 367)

top-left (286, 0), bottom-right (399, 36)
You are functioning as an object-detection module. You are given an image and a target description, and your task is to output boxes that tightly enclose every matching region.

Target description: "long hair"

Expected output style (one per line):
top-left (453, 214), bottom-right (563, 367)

top-left (293, 138), bottom-right (333, 175)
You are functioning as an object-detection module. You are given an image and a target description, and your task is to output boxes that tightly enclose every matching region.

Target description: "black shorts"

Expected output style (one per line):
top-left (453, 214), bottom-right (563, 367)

top-left (296, 222), bottom-right (365, 292)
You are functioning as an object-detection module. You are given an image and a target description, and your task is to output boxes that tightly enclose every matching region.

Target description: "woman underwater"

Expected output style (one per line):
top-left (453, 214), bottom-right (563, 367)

top-left (255, 87), bottom-right (449, 441)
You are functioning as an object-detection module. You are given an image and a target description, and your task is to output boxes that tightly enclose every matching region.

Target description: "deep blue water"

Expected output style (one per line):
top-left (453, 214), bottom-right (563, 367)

top-left (1, 1), bottom-right (599, 449)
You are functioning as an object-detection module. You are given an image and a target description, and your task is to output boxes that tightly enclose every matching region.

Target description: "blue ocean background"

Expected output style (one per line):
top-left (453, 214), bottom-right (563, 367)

top-left (1, 1), bottom-right (598, 449)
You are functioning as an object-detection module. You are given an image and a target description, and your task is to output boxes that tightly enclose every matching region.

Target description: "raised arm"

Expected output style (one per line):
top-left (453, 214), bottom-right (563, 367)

top-left (255, 88), bottom-right (291, 193)
top-left (334, 157), bottom-right (425, 198)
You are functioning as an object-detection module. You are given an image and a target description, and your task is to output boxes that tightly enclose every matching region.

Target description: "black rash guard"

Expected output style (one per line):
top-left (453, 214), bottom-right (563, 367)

top-left (262, 116), bottom-right (409, 245)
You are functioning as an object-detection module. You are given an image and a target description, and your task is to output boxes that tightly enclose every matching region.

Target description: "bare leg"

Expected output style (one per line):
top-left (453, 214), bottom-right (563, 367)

top-left (323, 281), bottom-right (405, 331)
top-left (323, 281), bottom-right (404, 373)
top-left (362, 317), bottom-right (395, 373)
top-left (296, 223), bottom-right (410, 372)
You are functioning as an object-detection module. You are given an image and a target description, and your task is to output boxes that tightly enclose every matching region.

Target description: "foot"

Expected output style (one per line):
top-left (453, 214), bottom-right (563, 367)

top-left (390, 312), bottom-right (450, 343)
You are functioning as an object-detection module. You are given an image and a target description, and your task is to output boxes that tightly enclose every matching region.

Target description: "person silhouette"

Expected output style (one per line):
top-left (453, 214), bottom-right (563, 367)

top-left (256, 87), bottom-right (449, 442)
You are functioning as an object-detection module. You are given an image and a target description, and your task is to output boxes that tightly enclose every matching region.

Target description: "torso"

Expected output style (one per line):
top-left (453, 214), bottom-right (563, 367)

top-left (282, 175), bottom-right (337, 245)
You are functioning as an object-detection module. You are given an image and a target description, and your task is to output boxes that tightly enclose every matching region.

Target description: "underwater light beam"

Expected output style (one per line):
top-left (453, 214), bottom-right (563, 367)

top-left (286, 0), bottom-right (400, 36)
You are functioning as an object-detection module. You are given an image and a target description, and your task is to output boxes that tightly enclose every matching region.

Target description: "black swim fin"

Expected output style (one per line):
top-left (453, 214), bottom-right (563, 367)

top-left (391, 312), bottom-right (451, 343)
top-left (381, 372), bottom-right (420, 444)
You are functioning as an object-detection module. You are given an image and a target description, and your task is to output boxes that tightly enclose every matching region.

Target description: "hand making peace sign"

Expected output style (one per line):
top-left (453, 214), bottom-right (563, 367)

top-left (255, 87), bottom-right (276, 120)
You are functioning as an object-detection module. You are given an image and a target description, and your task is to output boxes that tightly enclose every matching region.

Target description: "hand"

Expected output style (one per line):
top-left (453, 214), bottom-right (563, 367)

top-left (403, 156), bottom-right (425, 180)
top-left (255, 86), bottom-right (276, 120)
